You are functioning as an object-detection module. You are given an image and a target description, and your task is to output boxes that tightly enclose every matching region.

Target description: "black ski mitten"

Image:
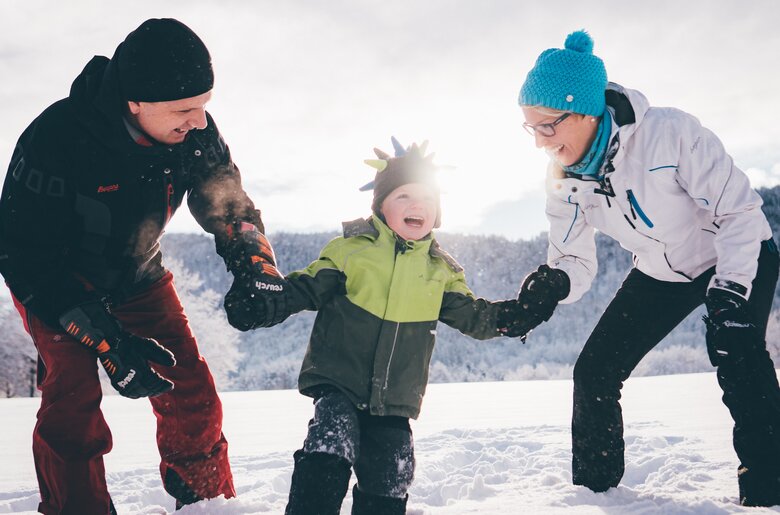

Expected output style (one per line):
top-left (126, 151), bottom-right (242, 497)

top-left (224, 277), bottom-right (291, 331)
top-left (703, 287), bottom-right (758, 367)
top-left (59, 301), bottom-right (176, 398)
top-left (496, 299), bottom-right (545, 340)
top-left (497, 265), bottom-right (570, 341)
top-left (518, 264), bottom-right (570, 321)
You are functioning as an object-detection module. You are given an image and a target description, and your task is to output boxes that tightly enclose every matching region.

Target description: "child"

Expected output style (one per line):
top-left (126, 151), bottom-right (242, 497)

top-left (224, 138), bottom-right (565, 514)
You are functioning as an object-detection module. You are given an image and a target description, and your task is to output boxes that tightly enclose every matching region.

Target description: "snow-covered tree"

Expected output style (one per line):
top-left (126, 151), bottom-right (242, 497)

top-left (0, 298), bottom-right (37, 398)
top-left (3, 186), bottom-right (780, 394)
top-left (164, 258), bottom-right (243, 391)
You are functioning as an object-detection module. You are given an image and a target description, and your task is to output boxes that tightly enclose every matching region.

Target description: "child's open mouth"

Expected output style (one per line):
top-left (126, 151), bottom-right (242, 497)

top-left (404, 216), bottom-right (424, 228)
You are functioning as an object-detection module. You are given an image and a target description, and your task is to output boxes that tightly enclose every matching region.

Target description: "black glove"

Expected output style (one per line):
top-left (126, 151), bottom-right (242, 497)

top-left (223, 278), bottom-right (291, 330)
top-left (59, 302), bottom-right (176, 399)
top-left (496, 299), bottom-right (546, 341)
top-left (497, 265), bottom-right (570, 341)
top-left (703, 287), bottom-right (758, 367)
top-left (518, 265), bottom-right (570, 321)
top-left (223, 226), bottom-right (289, 330)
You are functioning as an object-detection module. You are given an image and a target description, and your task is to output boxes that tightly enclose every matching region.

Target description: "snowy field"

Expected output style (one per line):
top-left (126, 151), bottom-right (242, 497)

top-left (2, 372), bottom-right (780, 514)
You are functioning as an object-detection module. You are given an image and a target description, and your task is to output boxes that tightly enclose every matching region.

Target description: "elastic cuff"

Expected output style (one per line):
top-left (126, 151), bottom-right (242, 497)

top-left (707, 276), bottom-right (750, 301)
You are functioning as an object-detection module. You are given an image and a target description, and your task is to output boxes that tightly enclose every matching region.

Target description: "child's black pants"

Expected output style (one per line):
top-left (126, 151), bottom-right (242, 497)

top-left (286, 387), bottom-right (414, 514)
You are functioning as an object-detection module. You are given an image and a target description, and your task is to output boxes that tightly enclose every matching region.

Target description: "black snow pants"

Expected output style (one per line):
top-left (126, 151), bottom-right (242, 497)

top-left (285, 387), bottom-right (414, 515)
top-left (572, 239), bottom-right (780, 501)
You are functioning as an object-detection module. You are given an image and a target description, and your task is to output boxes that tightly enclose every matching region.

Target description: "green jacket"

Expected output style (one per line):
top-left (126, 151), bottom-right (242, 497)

top-left (284, 216), bottom-right (506, 419)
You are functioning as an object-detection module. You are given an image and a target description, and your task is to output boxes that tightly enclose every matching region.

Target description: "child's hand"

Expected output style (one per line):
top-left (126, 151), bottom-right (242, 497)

top-left (496, 299), bottom-right (546, 340)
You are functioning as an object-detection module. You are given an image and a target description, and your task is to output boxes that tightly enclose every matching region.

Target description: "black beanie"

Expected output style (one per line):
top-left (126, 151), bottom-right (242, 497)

top-left (369, 143), bottom-right (442, 228)
top-left (116, 18), bottom-right (214, 102)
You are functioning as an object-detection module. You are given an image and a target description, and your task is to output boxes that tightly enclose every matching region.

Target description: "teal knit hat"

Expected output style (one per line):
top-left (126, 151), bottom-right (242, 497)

top-left (519, 30), bottom-right (607, 116)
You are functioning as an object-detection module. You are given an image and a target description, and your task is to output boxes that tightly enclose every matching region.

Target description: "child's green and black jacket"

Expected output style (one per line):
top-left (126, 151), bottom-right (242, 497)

top-left (279, 215), bottom-right (508, 419)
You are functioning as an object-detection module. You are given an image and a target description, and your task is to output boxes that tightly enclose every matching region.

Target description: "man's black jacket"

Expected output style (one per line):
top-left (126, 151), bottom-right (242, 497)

top-left (0, 53), bottom-right (263, 327)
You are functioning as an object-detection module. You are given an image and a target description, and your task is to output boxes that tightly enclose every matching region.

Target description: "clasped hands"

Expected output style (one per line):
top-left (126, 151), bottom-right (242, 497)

top-left (497, 265), bottom-right (570, 340)
top-left (223, 228), bottom-right (289, 331)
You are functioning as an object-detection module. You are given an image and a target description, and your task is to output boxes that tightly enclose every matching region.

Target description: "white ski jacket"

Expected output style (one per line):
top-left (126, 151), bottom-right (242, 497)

top-left (546, 83), bottom-right (772, 303)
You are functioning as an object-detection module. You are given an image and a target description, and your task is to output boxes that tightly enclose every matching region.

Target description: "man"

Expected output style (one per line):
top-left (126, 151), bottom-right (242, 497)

top-left (0, 18), bottom-right (281, 514)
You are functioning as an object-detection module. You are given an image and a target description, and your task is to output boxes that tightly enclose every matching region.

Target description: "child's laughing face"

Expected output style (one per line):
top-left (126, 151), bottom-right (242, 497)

top-left (381, 182), bottom-right (438, 241)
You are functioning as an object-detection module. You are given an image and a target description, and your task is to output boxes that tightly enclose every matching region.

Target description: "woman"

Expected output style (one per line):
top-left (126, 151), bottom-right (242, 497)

top-left (516, 30), bottom-right (780, 506)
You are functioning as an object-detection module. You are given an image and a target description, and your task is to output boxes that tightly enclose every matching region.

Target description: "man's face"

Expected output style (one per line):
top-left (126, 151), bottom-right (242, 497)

top-left (127, 91), bottom-right (212, 145)
top-left (381, 182), bottom-right (438, 241)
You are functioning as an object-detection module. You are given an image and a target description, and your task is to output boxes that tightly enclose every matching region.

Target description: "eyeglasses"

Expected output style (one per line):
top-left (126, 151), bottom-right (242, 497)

top-left (522, 112), bottom-right (571, 137)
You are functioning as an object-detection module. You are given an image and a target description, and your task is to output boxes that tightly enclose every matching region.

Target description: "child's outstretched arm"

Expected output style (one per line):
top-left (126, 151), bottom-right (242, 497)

top-left (440, 292), bottom-right (544, 341)
top-left (438, 270), bottom-right (567, 341)
top-left (437, 272), bottom-right (507, 340)
top-left (285, 257), bottom-right (347, 312)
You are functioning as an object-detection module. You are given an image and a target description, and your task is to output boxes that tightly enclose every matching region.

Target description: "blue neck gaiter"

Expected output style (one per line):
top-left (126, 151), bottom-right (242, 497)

top-left (562, 110), bottom-right (612, 178)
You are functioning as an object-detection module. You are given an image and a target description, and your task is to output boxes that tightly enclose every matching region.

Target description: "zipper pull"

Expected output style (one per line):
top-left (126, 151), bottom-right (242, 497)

top-left (625, 189), bottom-right (654, 228)
top-left (164, 176), bottom-right (174, 224)
top-left (394, 235), bottom-right (413, 254)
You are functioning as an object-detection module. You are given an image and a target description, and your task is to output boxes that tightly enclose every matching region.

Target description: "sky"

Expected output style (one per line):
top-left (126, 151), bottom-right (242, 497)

top-left (1, 0), bottom-right (779, 240)
top-left (1, 373), bottom-right (771, 513)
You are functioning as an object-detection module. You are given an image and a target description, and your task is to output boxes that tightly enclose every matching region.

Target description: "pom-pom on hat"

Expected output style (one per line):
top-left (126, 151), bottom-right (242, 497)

top-left (116, 18), bottom-right (214, 102)
top-left (519, 30), bottom-right (607, 116)
top-left (361, 137), bottom-right (442, 228)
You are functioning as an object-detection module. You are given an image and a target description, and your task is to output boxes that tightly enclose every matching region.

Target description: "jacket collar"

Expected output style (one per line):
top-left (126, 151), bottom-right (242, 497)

top-left (341, 215), bottom-right (462, 271)
top-left (342, 216), bottom-right (434, 253)
top-left (605, 82), bottom-right (650, 171)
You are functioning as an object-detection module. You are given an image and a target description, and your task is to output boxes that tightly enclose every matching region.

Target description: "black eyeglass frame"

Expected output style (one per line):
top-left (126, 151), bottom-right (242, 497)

top-left (522, 112), bottom-right (572, 137)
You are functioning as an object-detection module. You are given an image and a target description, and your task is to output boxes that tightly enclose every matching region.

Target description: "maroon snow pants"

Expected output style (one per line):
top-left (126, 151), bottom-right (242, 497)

top-left (12, 271), bottom-right (235, 514)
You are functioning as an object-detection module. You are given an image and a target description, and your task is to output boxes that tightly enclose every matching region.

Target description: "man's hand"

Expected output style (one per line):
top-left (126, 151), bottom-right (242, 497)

top-left (223, 224), bottom-right (289, 330)
top-left (225, 223), bottom-right (285, 284)
top-left (59, 302), bottom-right (175, 398)
top-left (703, 287), bottom-right (758, 367)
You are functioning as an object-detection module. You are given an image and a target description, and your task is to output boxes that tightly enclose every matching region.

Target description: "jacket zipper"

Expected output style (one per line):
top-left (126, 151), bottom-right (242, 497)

top-left (376, 240), bottom-right (406, 413)
top-left (163, 171), bottom-right (174, 226)
top-left (626, 189), bottom-right (654, 228)
top-left (382, 323), bottom-right (401, 408)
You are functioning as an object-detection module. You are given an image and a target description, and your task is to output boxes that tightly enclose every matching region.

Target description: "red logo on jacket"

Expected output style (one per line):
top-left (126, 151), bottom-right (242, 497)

top-left (97, 184), bottom-right (120, 193)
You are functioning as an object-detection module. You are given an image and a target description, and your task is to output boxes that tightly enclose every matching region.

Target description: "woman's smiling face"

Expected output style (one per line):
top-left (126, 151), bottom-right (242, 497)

top-left (521, 107), bottom-right (599, 167)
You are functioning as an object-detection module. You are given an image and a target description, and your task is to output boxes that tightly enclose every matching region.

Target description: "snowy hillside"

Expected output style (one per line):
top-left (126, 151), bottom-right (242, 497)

top-left (3, 373), bottom-right (779, 514)
top-left (3, 186), bottom-right (780, 397)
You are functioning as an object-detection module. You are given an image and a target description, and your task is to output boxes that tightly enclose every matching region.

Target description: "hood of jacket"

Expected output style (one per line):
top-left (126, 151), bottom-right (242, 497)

top-left (604, 82), bottom-right (650, 171)
top-left (67, 44), bottom-right (153, 153)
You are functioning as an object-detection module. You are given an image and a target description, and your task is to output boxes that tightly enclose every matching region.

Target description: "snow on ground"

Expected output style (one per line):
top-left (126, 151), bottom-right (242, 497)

top-left (2, 372), bottom-right (779, 514)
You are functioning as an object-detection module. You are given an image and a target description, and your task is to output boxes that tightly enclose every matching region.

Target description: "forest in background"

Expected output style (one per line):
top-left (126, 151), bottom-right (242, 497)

top-left (2, 187), bottom-right (780, 397)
